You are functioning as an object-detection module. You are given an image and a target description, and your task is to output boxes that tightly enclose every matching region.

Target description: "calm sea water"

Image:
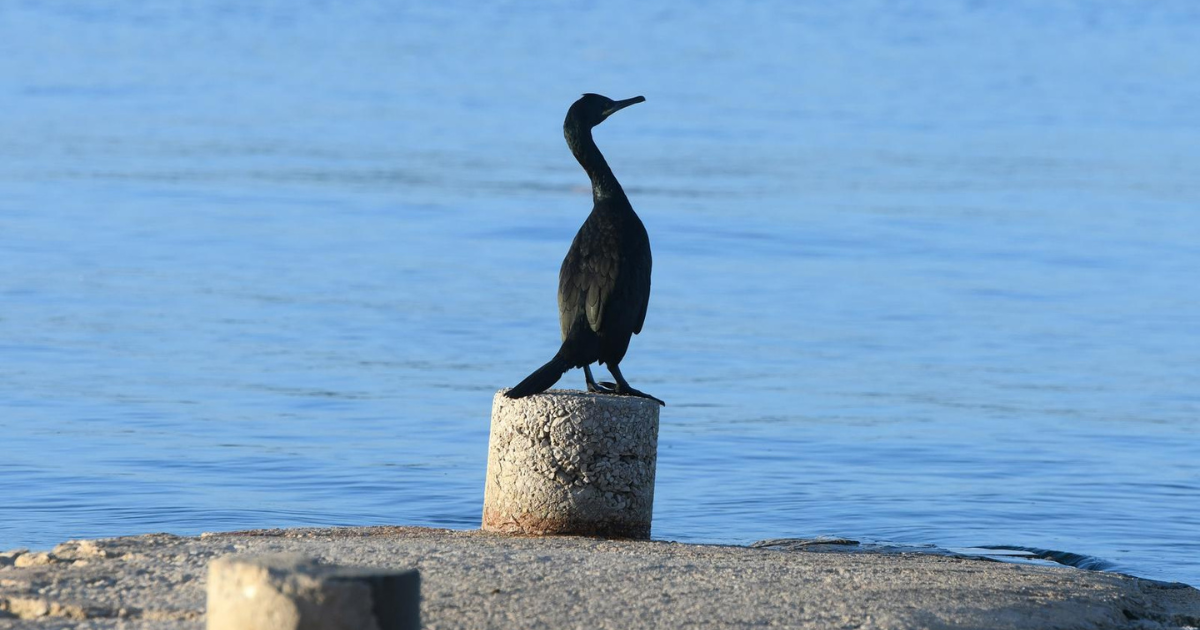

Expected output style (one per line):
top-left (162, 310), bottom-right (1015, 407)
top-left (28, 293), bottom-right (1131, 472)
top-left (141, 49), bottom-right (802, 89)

top-left (2, 2), bottom-right (1199, 586)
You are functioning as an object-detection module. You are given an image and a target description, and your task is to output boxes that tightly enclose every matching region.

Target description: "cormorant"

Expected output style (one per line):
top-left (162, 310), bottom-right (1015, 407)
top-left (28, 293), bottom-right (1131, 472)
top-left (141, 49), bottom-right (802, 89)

top-left (505, 93), bottom-right (664, 406)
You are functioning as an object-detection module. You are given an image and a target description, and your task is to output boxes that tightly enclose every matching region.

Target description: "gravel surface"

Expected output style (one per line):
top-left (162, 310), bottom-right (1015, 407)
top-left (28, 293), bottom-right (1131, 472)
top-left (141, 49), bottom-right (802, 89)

top-left (1, 526), bottom-right (1197, 629)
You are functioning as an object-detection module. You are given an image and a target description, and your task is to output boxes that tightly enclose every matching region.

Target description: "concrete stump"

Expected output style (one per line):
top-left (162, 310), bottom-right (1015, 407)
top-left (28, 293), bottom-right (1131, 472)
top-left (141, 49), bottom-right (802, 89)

top-left (206, 554), bottom-right (419, 630)
top-left (483, 389), bottom-right (661, 539)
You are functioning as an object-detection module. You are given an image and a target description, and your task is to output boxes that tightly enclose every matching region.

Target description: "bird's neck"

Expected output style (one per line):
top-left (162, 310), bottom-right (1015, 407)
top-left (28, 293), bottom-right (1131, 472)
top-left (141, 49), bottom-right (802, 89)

top-left (565, 124), bottom-right (626, 203)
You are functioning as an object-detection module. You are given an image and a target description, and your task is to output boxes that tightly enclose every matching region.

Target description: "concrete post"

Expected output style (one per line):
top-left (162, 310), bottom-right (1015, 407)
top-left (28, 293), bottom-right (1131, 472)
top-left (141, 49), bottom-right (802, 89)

top-left (483, 389), bottom-right (661, 539)
top-left (206, 554), bottom-right (419, 630)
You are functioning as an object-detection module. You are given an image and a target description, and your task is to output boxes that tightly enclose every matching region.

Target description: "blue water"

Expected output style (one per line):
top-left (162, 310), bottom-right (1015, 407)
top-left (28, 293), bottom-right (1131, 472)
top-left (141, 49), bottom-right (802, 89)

top-left (2, 2), bottom-right (1199, 586)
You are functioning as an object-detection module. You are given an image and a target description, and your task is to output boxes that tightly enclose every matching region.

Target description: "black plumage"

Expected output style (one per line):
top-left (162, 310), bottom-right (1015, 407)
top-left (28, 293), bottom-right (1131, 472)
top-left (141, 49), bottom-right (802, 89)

top-left (505, 93), bottom-right (663, 406)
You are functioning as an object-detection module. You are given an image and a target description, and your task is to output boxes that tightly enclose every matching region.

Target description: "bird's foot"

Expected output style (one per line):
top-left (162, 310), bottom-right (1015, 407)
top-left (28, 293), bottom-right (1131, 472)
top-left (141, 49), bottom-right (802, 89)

top-left (588, 381), bottom-right (617, 394)
top-left (615, 386), bottom-right (666, 406)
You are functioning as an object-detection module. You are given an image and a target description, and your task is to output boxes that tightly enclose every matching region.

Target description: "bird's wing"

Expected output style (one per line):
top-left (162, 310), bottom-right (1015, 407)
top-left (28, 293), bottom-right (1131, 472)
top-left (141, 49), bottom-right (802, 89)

top-left (558, 218), bottom-right (619, 336)
top-left (586, 250), bottom-right (618, 332)
top-left (632, 249), bottom-right (651, 335)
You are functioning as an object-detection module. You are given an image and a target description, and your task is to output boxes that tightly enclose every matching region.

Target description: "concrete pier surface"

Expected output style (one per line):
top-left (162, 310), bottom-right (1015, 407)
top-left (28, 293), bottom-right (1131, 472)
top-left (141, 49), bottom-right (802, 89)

top-left (2, 526), bottom-right (1198, 629)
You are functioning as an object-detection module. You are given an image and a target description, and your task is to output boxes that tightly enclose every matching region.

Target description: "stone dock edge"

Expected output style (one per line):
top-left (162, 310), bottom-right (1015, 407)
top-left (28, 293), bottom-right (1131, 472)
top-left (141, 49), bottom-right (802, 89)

top-left (1, 526), bottom-right (1198, 629)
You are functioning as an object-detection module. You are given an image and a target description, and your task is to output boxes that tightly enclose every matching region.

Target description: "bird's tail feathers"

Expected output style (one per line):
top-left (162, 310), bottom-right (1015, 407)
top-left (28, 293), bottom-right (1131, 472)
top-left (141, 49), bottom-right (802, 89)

top-left (505, 353), bottom-right (573, 399)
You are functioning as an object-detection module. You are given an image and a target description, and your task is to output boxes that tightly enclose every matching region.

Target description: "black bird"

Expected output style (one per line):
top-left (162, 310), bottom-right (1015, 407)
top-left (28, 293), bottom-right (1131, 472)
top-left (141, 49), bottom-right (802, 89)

top-left (505, 93), bottom-right (664, 406)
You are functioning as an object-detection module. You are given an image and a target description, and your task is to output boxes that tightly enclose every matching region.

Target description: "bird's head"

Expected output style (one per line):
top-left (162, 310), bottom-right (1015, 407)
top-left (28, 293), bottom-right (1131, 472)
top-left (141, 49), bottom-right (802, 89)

top-left (566, 93), bottom-right (645, 129)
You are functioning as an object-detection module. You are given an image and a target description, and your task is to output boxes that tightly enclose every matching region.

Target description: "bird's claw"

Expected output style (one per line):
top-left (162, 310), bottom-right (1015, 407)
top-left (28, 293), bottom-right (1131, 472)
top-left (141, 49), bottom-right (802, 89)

top-left (617, 387), bottom-right (666, 406)
top-left (587, 377), bottom-right (664, 405)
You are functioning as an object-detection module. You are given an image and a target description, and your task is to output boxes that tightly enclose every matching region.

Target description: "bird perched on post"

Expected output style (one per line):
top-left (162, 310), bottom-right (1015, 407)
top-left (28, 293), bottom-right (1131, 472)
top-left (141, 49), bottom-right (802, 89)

top-left (505, 93), bottom-right (663, 406)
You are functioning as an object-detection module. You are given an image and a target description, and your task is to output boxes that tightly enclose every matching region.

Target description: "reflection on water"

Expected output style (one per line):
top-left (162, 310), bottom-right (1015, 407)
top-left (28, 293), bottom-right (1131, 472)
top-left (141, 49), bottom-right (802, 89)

top-left (1, 2), bottom-right (1199, 586)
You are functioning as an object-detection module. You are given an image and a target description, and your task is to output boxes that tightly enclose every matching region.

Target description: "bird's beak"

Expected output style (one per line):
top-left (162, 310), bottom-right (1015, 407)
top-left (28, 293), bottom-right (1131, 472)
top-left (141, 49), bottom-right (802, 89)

top-left (602, 95), bottom-right (646, 119)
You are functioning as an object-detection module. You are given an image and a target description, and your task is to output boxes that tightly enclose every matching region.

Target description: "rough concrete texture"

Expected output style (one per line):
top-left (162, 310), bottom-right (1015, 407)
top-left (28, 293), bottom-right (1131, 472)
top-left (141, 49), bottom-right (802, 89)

top-left (484, 389), bottom-right (660, 538)
top-left (2, 527), bottom-right (1198, 630)
top-left (206, 554), bottom-right (418, 630)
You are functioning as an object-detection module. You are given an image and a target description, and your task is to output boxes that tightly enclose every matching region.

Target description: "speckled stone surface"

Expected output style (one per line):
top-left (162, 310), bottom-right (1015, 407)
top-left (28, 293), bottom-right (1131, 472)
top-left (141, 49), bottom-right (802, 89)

top-left (483, 389), bottom-right (660, 538)
top-left (3, 527), bottom-right (1198, 629)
